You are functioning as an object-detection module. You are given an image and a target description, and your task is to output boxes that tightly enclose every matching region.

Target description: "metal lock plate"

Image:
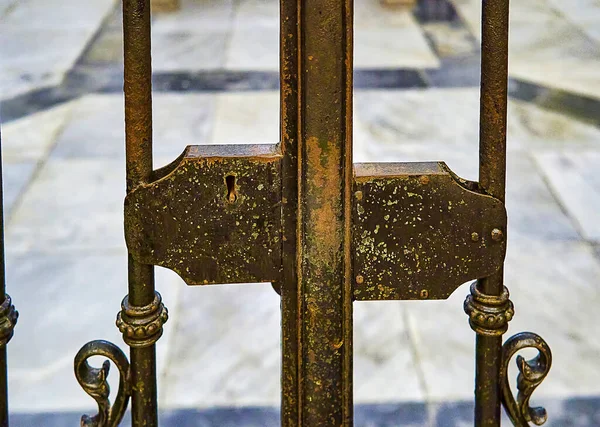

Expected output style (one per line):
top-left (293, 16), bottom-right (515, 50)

top-left (125, 144), bottom-right (282, 286)
top-left (353, 162), bottom-right (507, 300)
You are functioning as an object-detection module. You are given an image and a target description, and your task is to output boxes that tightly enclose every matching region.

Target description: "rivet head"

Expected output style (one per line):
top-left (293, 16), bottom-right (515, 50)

top-left (420, 289), bottom-right (429, 299)
top-left (491, 228), bottom-right (504, 242)
top-left (419, 176), bottom-right (430, 185)
top-left (355, 191), bottom-right (363, 201)
top-left (356, 275), bottom-right (364, 284)
top-left (471, 232), bottom-right (479, 242)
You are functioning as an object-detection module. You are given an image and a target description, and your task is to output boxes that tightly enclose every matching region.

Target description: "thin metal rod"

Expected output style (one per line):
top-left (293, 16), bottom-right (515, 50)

top-left (280, 0), bottom-right (354, 424)
top-left (130, 346), bottom-right (158, 425)
top-left (123, 1), bottom-right (157, 426)
top-left (0, 131), bottom-right (8, 426)
top-left (279, 0), bottom-right (301, 423)
top-left (476, 0), bottom-right (510, 425)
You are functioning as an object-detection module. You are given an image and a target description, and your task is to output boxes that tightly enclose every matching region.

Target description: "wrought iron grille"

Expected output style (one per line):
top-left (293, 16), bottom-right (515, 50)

top-left (0, 0), bottom-right (553, 426)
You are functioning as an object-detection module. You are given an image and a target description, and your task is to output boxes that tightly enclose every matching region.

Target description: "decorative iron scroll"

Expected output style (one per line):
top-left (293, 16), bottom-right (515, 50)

top-left (501, 332), bottom-right (552, 426)
top-left (74, 340), bottom-right (131, 427)
top-left (0, 294), bottom-right (18, 347)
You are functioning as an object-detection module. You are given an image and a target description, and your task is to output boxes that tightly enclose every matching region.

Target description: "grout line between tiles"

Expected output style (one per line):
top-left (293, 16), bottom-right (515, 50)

top-left (4, 102), bottom-right (77, 227)
top-left (401, 306), bottom-right (431, 414)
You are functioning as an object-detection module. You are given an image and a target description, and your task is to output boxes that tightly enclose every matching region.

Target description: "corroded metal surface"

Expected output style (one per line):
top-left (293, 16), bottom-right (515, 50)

top-left (125, 144), bottom-right (283, 286)
top-left (280, 0), bottom-right (354, 424)
top-left (353, 162), bottom-right (506, 301)
top-left (501, 333), bottom-right (553, 427)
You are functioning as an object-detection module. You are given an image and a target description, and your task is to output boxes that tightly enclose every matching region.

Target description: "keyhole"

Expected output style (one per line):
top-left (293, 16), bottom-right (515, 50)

top-left (226, 175), bottom-right (237, 203)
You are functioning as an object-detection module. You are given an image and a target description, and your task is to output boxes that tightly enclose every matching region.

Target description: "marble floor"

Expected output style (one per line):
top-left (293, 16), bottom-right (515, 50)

top-left (2, 0), bottom-right (600, 426)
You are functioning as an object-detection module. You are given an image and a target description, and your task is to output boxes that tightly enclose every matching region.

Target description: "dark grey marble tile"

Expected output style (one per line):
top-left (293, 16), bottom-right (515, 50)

top-left (9, 397), bottom-right (600, 426)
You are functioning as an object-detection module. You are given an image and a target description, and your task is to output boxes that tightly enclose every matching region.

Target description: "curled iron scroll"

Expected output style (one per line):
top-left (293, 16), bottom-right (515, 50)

top-left (74, 340), bottom-right (131, 427)
top-left (501, 332), bottom-right (552, 426)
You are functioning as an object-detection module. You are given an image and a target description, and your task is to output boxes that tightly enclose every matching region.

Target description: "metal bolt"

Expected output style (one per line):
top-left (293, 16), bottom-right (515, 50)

top-left (356, 275), bottom-right (364, 284)
top-left (471, 232), bottom-right (479, 242)
top-left (419, 175), bottom-right (430, 185)
top-left (355, 191), bottom-right (363, 201)
top-left (491, 228), bottom-right (504, 242)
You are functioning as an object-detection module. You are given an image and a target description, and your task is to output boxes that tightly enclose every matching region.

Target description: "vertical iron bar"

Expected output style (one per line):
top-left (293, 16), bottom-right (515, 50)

top-left (279, 0), bottom-right (301, 423)
top-left (123, 1), bottom-right (157, 426)
top-left (0, 130), bottom-right (8, 427)
top-left (280, 0), bottom-right (354, 425)
top-left (476, 0), bottom-right (510, 425)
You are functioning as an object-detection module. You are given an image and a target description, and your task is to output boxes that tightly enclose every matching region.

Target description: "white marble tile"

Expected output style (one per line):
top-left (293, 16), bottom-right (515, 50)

top-left (354, 301), bottom-right (424, 402)
top-left (3, 162), bottom-right (36, 215)
top-left (152, 31), bottom-right (229, 72)
top-left (6, 251), bottom-right (181, 412)
top-left (354, 89), bottom-right (600, 163)
top-left (1, 0), bottom-right (116, 30)
top-left (152, 0), bottom-right (234, 33)
top-left (411, 240), bottom-right (600, 400)
top-left (354, 89), bottom-right (508, 165)
top-left (507, 0), bottom-right (600, 99)
top-left (403, 286), bottom-right (475, 401)
top-left (211, 91), bottom-right (279, 144)
top-left (234, 0), bottom-right (279, 27)
top-left (161, 283), bottom-right (281, 408)
top-left (450, 0), bottom-right (480, 38)
top-left (355, 27), bottom-right (440, 69)
top-left (0, 0), bottom-right (16, 16)
top-left (506, 153), bottom-right (580, 243)
top-left (504, 241), bottom-right (600, 397)
top-left (51, 94), bottom-right (215, 167)
top-left (534, 150), bottom-right (600, 242)
top-left (223, 0), bottom-right (278, 70)
top-left (2, 102), bottom-right (75, 162)
top-left (545, 0), bottom-right (600, 44)
top-left (0, 30), bottom-right (89, 75)
top-left (224, 26), bottom-right (279, 71)
top-left (6, 159), bottom-right (125, 253)
top-left (421, 22), bottom-right (478, 58)
top-left (354, 5), bottom-right (439, 69)
top-left (0, 0), bottom-right (115, 97)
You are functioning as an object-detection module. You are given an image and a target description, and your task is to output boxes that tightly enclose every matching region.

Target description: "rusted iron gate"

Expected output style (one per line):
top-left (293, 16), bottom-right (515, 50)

top-left (0, 0), bottom-right (554, 426)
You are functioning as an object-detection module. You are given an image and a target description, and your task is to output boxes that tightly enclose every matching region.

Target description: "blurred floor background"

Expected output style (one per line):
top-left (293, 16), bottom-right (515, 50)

top-left (1, 0), bottom-right (600, 425)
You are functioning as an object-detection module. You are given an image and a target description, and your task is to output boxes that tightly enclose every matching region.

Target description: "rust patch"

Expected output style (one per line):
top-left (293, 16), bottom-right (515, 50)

top-left (305, 137), bottom-right (343, 266)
